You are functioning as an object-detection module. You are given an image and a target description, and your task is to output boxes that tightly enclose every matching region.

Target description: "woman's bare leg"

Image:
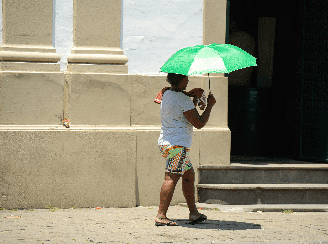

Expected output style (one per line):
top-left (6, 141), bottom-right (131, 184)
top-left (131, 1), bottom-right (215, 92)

top-left (157, 172), bottom-right (180, 220)
top-left (182, 168), bottom-right (201, 218)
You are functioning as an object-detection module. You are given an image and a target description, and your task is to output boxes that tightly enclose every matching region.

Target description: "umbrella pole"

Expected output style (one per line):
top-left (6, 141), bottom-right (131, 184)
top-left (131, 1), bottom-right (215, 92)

top-left (208, 73), bottom-right (211, 94)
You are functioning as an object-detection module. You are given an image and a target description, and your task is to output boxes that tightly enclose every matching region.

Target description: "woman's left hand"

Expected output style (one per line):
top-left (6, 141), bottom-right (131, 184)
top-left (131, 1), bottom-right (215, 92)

top-left (186, 88), bottom-right (206, 110)
top-left (186, 88), bottom-right (204, 97)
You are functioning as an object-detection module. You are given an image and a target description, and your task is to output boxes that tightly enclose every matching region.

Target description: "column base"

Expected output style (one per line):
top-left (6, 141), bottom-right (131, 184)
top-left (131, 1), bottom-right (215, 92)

top-left (67, 63), bottom-right (128, 74)
top-left (0, 45), bottom-right (61, 62)
top-left (68, 47), bottom-right (128, 65)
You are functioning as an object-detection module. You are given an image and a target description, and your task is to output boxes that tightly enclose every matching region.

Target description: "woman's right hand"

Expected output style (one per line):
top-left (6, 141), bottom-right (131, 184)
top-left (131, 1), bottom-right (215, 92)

top-left (207, 92), bottom-right (216, 106)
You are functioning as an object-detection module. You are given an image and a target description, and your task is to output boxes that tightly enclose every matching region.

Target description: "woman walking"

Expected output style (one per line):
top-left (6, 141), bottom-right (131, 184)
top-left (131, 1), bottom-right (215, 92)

top-left (155, 73), bottom-right (216, 226)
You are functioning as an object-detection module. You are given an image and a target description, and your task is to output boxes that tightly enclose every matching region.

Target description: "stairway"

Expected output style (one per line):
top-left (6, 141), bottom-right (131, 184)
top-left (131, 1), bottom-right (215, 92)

top-left (197, 156), bottom-right (328, 205)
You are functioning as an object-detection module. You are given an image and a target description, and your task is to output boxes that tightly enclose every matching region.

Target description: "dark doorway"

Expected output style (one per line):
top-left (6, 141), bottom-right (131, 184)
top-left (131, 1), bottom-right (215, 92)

top-left (300, 0), bottom-right (328, 163)
top-left (228, 0), bottom-right (311, 163)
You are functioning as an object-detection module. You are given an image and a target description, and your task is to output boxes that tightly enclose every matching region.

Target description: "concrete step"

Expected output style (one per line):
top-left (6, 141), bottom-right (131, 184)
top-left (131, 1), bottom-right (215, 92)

top-left (230, 155), bottom-right (322, 164)
top-left (198, 164), bottom-right (328, 184)
top-left (197, 183), bottom-right (328, 205)
top-left (179, 203), bottom-right (328, 212)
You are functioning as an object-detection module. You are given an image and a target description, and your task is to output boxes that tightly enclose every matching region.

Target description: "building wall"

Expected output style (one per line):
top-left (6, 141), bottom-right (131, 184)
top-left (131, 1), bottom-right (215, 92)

top-left (0, 0), bottom-right (230, 209)
top-left (48, 0), bottom-right (203, 74)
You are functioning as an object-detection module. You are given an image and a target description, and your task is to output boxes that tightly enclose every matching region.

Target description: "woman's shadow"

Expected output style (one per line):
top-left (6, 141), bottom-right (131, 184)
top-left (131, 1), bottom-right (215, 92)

top-left (174, 219), bottom-right (262, 230)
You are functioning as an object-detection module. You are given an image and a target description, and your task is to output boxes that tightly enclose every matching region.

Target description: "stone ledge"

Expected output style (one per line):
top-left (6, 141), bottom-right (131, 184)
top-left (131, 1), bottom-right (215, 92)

top-left (0, 125), bottom-right (229, 132)
top-left (0, 125), bottom-right (160, 131)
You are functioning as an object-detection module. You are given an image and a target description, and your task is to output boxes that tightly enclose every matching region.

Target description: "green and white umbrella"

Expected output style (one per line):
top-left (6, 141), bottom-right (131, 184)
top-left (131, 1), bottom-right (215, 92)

top-left (160, 43), bottom-right (257, 92)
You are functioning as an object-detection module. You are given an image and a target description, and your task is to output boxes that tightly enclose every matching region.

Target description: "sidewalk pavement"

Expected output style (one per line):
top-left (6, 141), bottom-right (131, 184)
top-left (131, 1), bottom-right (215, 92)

top-left (1, 203), bottom-right (328, 244)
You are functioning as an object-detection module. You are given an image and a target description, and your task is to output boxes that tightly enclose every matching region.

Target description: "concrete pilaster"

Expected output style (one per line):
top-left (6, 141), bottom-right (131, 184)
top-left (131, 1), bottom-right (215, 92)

top-left (203, 0), bottom-right (227, 80)
top-left (202, 0), bottom-right (230, 166)
top-left (66, 0), bottom-right (129, 125)
top-left (0, 0), bottom-right (63, 125)
top-left (67, 0), bottom-right (128, 69)
top-left (0, 0), bottom-right (60, 62)
top-left (203, 0), bottom-right (228, 46)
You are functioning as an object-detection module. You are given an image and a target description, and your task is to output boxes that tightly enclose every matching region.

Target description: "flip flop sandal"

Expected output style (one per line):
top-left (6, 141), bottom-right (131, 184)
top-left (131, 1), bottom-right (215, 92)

top-left (189, 213), bottom-right (207, 224)
top-left (155, 218), bottom-right (179, 226)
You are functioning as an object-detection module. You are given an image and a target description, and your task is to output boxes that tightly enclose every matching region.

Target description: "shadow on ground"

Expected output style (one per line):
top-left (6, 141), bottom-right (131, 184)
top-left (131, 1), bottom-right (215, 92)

top-left (173, 219), bottom-right (262, 230)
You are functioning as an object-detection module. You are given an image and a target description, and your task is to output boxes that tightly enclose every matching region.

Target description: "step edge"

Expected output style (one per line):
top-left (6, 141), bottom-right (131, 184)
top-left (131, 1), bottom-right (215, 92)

top-left (197, 184), bottom-right (328, 189)
top-left (179, 203), bottom-right (328, 212)
top-left (198, 164), bottom-right (328, 170)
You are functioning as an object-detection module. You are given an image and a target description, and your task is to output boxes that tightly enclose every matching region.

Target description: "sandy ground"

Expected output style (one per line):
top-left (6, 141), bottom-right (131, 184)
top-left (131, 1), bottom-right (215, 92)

top-left (1, 205), bottom-right (328, 243)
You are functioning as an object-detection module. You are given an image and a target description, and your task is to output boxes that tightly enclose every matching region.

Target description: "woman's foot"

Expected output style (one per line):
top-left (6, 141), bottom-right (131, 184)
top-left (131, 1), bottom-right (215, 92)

top-left (189, 212), bottom-right (207, 223)
top-left (155, 215), bottom-right (178, 226)
top-left (189, 210), bottom-right (201, 220)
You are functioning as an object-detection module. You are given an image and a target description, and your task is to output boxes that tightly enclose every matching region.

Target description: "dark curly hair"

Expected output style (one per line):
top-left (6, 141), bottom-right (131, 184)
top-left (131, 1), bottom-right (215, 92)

top-left (166, 73), bottom-right (187, 87)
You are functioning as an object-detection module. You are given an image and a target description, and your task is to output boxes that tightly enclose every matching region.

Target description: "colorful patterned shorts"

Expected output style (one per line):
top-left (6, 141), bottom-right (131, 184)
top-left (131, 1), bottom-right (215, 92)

top-left (158, 145), bottom-right (193, 175)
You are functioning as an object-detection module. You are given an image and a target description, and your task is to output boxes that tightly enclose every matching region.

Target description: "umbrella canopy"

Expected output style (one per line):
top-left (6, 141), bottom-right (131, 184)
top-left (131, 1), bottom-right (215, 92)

top-left (160, 43), bottom-right (257, 75)
top-left (160, 43), bottom-right (257, 92)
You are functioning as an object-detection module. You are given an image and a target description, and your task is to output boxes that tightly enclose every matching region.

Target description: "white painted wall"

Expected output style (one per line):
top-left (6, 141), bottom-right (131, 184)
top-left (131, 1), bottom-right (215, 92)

top-left (53, 0), bottom-right (73, 72)
top-left (0, 0), bottom-right (203, 75)
top-left (122, 0), bottom-right (203, 75)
